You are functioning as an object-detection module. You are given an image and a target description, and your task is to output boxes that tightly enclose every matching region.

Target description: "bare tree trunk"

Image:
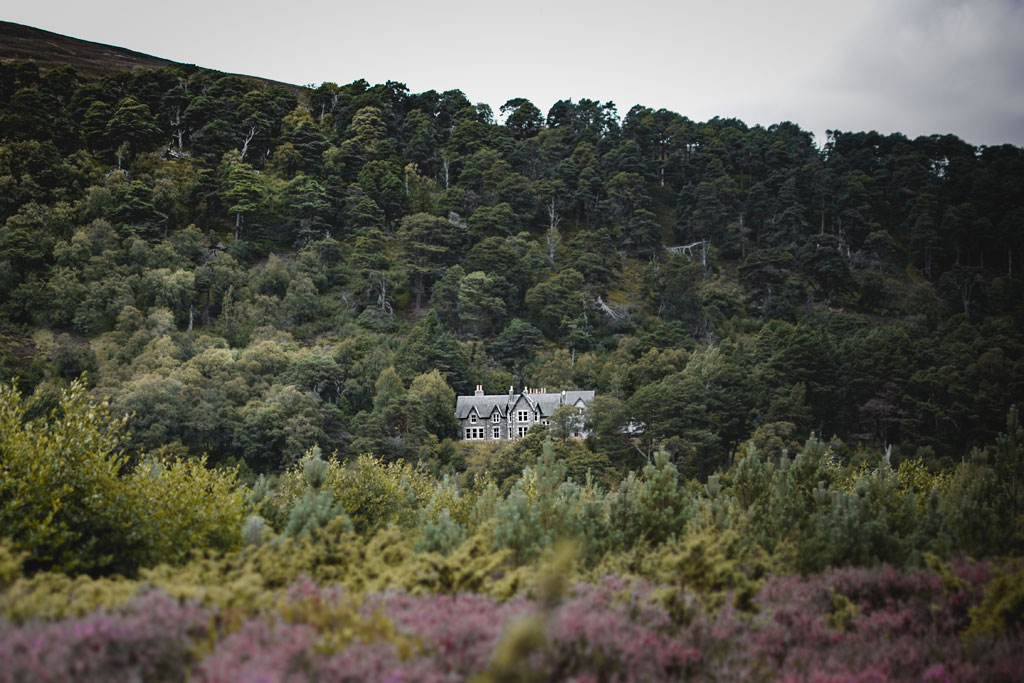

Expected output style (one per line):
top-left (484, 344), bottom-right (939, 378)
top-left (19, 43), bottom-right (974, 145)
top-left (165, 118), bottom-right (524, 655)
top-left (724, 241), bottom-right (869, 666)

top-left (240, 126), bottom-right (258, 161)
top-left (377, 272), bottom-right (393, 315)
top-left (547, 198), bottom-right (560, 229)
top-left (546, 226), bottom-right (561, 264)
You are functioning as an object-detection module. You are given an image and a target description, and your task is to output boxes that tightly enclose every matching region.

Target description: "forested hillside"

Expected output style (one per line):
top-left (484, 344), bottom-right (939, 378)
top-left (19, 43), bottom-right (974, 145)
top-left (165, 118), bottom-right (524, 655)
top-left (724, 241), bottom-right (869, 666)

top-left (2, 37), bottom-right (1024, 680)
top-left (1, 52), bottom-right (1022, 475)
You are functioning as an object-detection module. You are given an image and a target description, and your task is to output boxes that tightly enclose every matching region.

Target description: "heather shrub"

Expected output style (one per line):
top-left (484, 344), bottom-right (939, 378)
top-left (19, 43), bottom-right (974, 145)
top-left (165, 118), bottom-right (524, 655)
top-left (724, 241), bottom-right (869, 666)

top-left (0, 590), bottom-right (212, 681)
top-left (1, 563), bottom-right (1023, 681)
top-left (193, 618), bottom-right (320, 682)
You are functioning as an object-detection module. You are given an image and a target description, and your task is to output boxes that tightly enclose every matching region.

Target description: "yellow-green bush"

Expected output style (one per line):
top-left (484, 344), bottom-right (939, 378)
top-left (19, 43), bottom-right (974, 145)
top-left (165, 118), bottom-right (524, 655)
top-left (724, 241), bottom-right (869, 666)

top-left (0, 379), bottom-right (134, 574)
top-left (129, 455), bottom-right (246, 566)
top-left (963, 559), bottom-right (1024, 642)
top-left (279, 453), bottom-right (435, 536)
top-left (1, 570), bottom-right (142, 623)
top-left (0, 379), bottom-right (247, 576)
top-left (896, 458), bottom-right (953, 517)
top-left (593, 527), bottom-right (768, 613)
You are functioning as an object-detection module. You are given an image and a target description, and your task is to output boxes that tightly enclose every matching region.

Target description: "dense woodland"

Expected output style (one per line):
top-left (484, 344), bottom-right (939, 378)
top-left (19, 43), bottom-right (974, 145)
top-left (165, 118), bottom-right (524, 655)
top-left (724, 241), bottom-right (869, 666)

top-left (1, 52), bottom-right (1024, 680)
top-left (2, 60), bottom-right (1023, 473)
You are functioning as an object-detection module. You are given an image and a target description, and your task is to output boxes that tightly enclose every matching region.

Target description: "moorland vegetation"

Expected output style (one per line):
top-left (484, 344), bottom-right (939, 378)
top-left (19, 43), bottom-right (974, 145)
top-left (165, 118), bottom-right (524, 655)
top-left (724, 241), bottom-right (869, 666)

top-left (1, 47), bottom-right (1023, 679)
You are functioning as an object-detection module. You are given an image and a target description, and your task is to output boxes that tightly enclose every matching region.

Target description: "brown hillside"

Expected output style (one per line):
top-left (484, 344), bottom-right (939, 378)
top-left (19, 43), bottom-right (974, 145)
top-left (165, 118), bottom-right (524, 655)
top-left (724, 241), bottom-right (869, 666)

top-left (0, 20), bottom-right (301, 91)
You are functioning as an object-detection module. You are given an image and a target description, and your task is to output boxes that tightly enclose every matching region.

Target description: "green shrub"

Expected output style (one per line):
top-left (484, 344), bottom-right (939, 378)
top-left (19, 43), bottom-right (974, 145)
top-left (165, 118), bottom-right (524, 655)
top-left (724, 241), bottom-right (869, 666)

top-left (278, 453), bottom-right (434, 536)
top-left (129, 454), bottom-right (247, 566)
top-left (964, 559), bottom-right (1024, 642)
top-left (0, 379), bottom-right (247, 576)
top-left (0, 379), bottom-right (135, 574)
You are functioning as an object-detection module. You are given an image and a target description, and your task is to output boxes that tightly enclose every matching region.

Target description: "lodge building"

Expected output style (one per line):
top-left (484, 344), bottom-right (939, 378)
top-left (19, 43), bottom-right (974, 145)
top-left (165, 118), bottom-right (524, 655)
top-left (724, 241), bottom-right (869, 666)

top-left (455, 386), bottom-right (595, 441)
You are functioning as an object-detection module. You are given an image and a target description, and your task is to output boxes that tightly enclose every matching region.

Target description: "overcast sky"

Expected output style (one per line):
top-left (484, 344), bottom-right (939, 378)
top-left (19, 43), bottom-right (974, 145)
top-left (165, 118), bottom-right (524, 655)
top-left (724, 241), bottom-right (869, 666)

top-left (6, 0), bottom-right (1023, 147)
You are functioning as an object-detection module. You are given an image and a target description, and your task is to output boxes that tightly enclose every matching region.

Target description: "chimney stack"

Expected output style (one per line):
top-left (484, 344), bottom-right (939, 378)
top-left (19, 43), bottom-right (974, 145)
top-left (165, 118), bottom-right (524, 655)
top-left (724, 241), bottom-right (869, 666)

top-left (474, 384), bottom-right (484, 397)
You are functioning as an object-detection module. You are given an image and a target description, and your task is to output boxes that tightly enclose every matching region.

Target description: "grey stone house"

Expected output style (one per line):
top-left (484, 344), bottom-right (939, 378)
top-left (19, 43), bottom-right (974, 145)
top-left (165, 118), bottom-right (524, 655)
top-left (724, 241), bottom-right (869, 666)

top-left (455, 386), bottom-right (595, 441)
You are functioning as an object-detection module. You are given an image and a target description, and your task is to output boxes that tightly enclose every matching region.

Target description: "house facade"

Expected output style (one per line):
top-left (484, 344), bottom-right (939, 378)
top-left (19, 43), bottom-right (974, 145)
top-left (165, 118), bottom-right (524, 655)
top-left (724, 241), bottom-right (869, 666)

top-left (455, 386), bottom-right (595, 441)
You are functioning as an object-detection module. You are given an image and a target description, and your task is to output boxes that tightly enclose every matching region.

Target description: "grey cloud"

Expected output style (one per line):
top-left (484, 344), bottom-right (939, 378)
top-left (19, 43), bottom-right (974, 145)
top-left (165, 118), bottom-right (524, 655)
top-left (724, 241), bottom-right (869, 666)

top-left (809, 0), bottom-right (1024, 145)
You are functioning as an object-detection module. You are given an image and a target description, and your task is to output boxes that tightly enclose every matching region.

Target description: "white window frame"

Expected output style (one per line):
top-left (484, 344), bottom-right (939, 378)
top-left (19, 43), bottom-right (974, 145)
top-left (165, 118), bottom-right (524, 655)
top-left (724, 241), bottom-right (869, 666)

top-left (492, 412), bottom-right (500, 423)
top-left (470, 413), bottom-right (477, 424)
top-left (492, 426), bottom-right (500, 439)
top-left (517, 410), bottom-right (529, 422)
top-left (517, 426), bottom-right (528, 438)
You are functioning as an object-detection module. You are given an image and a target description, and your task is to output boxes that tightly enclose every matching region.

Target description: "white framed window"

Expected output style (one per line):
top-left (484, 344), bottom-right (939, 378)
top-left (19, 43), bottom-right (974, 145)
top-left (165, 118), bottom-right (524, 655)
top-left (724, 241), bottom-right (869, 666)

top-left (492, 427), bottom-right (500, 439)
top-left (465, 429), bottom-right (471, 439)
top-left (517, 426), bottom-right (528, 438)
top-left (470, 413), bottom-right (477, 424)
top-left (492, 413), bottom-right (500, 423)
top-left (517, 410), bottom-right (530, 422)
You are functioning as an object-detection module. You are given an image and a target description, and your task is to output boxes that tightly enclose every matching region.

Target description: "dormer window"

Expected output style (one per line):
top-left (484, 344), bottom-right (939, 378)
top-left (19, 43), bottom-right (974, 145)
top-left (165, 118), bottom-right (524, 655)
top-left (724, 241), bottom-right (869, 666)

top-left (517, 410), bottom-right (530, 422)
top-left (492, 413), bottom-right (500, 423)
top-left (470, 413), bottom-right (477, 424)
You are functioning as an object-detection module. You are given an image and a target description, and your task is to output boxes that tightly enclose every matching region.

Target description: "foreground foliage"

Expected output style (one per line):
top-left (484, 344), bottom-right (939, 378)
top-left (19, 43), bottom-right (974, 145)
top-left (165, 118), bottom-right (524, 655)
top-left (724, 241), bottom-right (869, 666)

top-left (1, 366), bottom-right (1022, 680)
top-left (1, 543), bottom-right (1021, 682)
top-left (0, 379), bottom-right (245, 576)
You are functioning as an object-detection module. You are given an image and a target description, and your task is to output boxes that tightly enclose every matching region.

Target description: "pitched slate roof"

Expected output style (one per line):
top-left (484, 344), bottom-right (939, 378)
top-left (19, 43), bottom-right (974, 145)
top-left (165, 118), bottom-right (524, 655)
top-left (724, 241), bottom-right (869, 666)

top-left (455, 395), bottom-right (509, 419)
top-left (455, 390), bottom-right (595, 419)
top-left (563, 390), bottom-right (595, 406)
